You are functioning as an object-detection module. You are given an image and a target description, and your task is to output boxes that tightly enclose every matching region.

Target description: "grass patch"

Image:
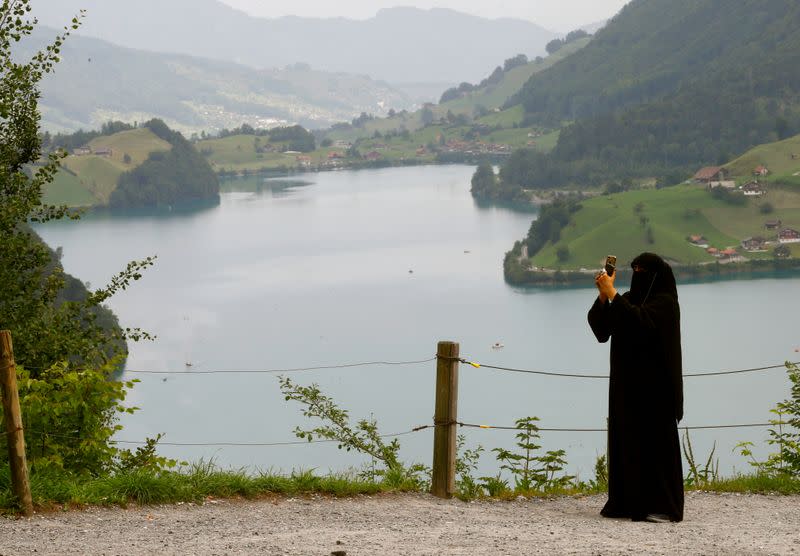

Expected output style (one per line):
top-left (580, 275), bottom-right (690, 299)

top-left (532, 185), bottom-right (748, 269)
top-left (528, 183), bottom-right (800, 270)
top-left (476, 105), bottom-right (525, 127)
top-left (695, 474), bottom-right (800, 495)
top-left (43, 167), bottom-right (96, 206)
top-left (725, 133), bottom-right (800, 179)
top-left (0, 463), bottom-right (397, 513)
top-left (3, 464), bottom-right (799, 514)
top-left (88, 128), bottom-right (171, 169)
top-left (61, 156), bottom-right (124, 204)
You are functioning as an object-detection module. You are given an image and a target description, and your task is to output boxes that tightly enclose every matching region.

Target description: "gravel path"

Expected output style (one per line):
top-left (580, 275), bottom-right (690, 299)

top-left (1, 491), bottom-right (799, 555)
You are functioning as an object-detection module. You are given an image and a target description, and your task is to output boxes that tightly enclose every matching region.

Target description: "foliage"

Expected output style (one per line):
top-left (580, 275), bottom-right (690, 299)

top-left (45, 120), bottom-right (136, 152)
top-left (13, 253), bottom-right (155, 372)
top-left (711, 187), bottom-right (747, 206)
top-left (591, 454), bottom-right (608, 491)
top-left (684, 472), bottom-right (800, 495)
top-left (454, 435), bottom-right (484, 500)
top-left (114, 433), bottom-right (182, 474)
top-left (735, 362), bottom-right (800, 476)
top-left (278, 376), bottom-right (429, 489)
top-left (774, 244), bottom-right (791, 259)
top-left (492, 417), bottom-right (575, 492)
top-left (267, 124), bottom-right (315, 152)
top-left (0, 2), bottom-right (159, 477)
top-left (545, 29), bottom-right (589, 55)
top-left (0, 462), bottom-right (396, 511)
top-left (110, 118), bottom-right (219, 207)
top-left (525, 199), bottom-right (581, 257)
top-left (439, 56), bottom-right (523, 104)
top-left (682, 430), bottom-right (719, 488)
top-left (3, 362), bottom-right (132, 475)
top-left (470, 160), bottom-right (529, 206)
top-left (503, 54), bottom-right (528, 72)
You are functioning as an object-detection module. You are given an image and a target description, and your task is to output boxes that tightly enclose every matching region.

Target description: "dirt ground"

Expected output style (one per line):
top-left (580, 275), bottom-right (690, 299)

top-left (1, 491), bottom-right (798, 555)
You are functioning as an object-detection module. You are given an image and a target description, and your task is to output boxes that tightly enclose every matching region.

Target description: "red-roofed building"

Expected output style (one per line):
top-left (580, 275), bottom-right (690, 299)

top-left (365, 151), bottom-right (382, 161)
top-left (688, 235), bottom-right (709, 247)
top-left (693, 166), bottom-right (726, 183)
top-left (754, 165), bottom-right (769, 176)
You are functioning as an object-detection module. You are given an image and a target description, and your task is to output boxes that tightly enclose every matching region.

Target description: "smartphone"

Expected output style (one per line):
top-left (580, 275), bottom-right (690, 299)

top-left (604, 255), bottom-right (617, 277)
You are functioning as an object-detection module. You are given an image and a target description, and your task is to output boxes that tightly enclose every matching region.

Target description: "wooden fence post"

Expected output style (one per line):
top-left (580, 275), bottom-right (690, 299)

top-left (0, 331), bottom-right (33, 516)
top-left (431, 341), bottom-right (459, 499)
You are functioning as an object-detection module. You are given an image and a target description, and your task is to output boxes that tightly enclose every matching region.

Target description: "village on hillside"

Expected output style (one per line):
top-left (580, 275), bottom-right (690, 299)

top-left (689, 162), bottom-right (799, 262)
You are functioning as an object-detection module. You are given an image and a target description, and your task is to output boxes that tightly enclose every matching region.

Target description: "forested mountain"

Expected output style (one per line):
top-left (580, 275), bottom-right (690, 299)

top-left (32, 1), bottom-right (556, 85)
top-left (496, 0), bottom-right (800, 188)
top-left (21, 28), bottom-right (412, 133)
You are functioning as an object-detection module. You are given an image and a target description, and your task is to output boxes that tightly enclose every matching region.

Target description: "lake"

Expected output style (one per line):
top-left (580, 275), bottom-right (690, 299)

top-left (36, 165), bottom-right (799, 480)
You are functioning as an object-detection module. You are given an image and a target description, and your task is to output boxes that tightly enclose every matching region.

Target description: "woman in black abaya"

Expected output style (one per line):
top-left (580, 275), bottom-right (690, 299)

top-left (588, 252), bottom-right (684, 523)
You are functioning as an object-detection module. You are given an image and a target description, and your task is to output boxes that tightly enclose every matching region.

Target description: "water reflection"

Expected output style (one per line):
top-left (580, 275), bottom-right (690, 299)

top-left (220, 175), bottom-right (313, 198)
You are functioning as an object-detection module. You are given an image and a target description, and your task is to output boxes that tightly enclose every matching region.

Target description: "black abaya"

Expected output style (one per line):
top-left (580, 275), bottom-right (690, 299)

top-left (587, 253), bottom-right (684, 522)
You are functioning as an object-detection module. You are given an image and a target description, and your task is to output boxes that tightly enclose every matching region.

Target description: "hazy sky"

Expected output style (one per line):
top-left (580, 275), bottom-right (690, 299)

top-left (218, 0), bottom-right (632, 32)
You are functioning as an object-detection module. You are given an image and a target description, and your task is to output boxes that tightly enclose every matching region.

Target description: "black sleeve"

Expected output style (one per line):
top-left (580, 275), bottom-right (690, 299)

top-left (587, 296), bottom-right (611, 343)
top-left (606, 292), bottom-right (677, 335)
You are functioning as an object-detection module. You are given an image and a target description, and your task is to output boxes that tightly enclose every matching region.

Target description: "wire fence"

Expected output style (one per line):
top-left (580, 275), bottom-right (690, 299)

top-left (119, 357), bottom-right (797, 378)
top-left (123, 357), bottom-right (437, 375)
top-left (11, 354), bottom-right (798, 448)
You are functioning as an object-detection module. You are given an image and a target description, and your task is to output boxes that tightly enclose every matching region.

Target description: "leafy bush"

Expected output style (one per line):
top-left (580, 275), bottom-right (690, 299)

top-left (455, 435), bottom-right (484, 499)
top-left (736, 362), bottom-right (800, 476)
top-left (278, 376), bottom-right (429, 489)
top-left (10, 363), bottom-right (134, 475)
top-left (493, 417), bottom-right (575, 492)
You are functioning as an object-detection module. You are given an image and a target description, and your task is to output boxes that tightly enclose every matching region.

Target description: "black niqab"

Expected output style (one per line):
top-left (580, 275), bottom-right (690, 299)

top-left (588, 252), bottom-right (684, 522)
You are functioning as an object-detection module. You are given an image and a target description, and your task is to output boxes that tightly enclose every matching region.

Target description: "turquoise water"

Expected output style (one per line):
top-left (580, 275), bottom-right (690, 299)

top-left (36, 165), bottom-right (800, 479)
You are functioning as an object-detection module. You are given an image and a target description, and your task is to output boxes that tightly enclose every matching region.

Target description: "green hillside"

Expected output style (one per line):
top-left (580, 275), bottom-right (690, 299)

top-left (46, 128), bottom-right (171, 205)
top-left (42, 168), bottom-right (95, 207)
top-left (324, 40), bottom-right (590, 145)
top-left (436, 38), bottom-right (590, 118)
top-left (231, 46), bottom-right (593, 174)
top-left (44, 121), bottom-right (218, 208)
top-left (197, 135), bottom-right (298, 173)
top-left (490, 0), bottom-right (800, 192)
top-left (110, 119), bottom-right (219, 208)
top-left (724, 134), bottom-right (800, 185)
top-left (523, 184), bottom-right (800, 271)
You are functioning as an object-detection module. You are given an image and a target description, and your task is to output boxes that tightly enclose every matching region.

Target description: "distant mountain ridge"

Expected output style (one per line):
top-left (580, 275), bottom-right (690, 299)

top-left (32, 0), bottom-right (557, 84)
top-left (22, 28), bottom-right (412, 133)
